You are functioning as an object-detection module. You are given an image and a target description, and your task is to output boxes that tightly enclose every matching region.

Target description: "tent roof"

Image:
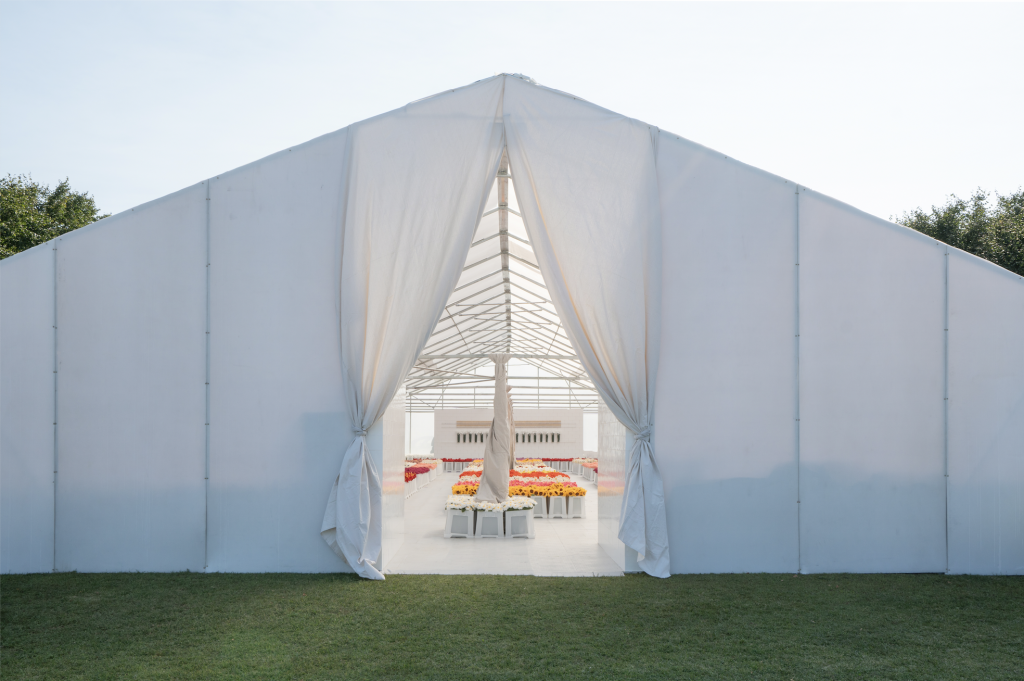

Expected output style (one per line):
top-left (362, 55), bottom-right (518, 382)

top-left (404, 152), bottom-right (600, 413)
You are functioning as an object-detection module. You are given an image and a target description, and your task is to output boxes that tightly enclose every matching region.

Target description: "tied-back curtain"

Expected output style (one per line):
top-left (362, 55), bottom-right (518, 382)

top-left (321, 78), bottom-right (505, 579)
top-left (503, 77), bottom-right (670, 577)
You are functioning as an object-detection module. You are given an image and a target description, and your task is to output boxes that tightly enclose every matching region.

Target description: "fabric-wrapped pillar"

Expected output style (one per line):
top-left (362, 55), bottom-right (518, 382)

top-left (503, 76), bottom-right (670, 577)
top-left (476, 353), bottom-right (516, 502)
top-left (320, 78), bottom-right (505, 579)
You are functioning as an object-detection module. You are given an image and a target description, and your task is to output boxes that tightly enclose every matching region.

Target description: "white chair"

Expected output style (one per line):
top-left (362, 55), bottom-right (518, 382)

top-left (475, 511), bottom-right (504, 538)
top-left (417, 473), bottom-right (430, 488)
top-left (548, 496), bottom-right (567, 519)
top-left (567, 495), bottom-right (586, 519)
top-left (444, 460), bottom-right (454, 473)
top-left (531, 496), bottom-right (548, 518)
top-left (505, 510), bottom-right (535, 538)
top-left (445, 509), bottom-right (474, 538)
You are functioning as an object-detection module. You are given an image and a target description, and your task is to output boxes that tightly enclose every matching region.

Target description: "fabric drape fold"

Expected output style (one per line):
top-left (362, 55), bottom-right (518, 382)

top-left (502, 77), bottom-right (670, 577)
top-left (321, 78), bottom-right (505, 579)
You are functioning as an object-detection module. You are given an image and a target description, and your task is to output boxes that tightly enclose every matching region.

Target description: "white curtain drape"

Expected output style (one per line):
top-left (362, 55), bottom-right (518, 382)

top-left (503, 77), bottom-right (670, 577)
top-left (321, 78), bottom-right (505, 579)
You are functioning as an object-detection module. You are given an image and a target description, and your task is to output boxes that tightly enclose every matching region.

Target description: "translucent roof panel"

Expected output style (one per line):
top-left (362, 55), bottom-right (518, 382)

top-left (405, 153), bottom-right (599, 412)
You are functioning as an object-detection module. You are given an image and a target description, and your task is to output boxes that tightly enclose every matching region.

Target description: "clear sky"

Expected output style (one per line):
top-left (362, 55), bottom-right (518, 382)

top-left (1, 2), bottom-right (1021, 221)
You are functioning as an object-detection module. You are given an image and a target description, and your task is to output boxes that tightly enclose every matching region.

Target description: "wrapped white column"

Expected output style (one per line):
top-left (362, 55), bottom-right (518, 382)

top-left (475, 353), bottom-right (516, 502)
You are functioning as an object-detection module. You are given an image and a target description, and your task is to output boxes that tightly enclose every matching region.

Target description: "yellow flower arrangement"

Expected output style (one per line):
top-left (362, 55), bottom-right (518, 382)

top-left (451, 481), bottom-right (585, 497)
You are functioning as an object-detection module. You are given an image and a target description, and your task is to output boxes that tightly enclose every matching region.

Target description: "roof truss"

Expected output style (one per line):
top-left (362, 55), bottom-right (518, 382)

top-left (405, 154), bottom-right (599, 412)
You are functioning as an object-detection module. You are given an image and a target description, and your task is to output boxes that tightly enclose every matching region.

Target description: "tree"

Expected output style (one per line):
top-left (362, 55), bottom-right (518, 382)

top-left (894, 188), bottom-right (1024, 276)
top-left (0, 174), bottom-right (110, 259)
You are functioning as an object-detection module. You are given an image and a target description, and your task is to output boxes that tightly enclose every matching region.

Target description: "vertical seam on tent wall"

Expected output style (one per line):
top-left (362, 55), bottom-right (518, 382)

top-left (204, 181), bottom-right (212, 571)
top-left (943, 244), bottom-right (949, 574)
top-left (794, 185), bottom-right (802, 574)
top-left (52, 239), bottom-right (59, 572)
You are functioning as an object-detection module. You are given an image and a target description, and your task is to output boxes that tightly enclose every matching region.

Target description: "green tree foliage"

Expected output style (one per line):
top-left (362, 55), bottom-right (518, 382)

top-left (895, 189), bottom-right (1024, 276)
top-left (0, 174), bottom-right (110, 259)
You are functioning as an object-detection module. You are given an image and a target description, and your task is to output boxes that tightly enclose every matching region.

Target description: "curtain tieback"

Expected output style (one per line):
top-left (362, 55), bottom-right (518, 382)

top-left (353, 428), bottom-right (368, 437)
top-left (635, 426), bottom-right (653, 442)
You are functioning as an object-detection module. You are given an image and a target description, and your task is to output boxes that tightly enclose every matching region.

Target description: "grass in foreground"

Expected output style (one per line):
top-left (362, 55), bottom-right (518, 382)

top-left (1, 572), bottom-right (1021, 680)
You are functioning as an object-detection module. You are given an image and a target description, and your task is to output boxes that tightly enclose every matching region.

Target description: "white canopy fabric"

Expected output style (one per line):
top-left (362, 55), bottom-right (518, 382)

top-left (503, 77), bottom-right (670, 577)
top-left (475, 353), bottom-right (516, 503)
top-left (323, 74), bottom-right (670, 578)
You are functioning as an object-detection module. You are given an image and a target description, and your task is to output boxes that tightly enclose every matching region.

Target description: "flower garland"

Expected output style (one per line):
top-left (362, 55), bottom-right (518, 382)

top-left (404, 471), bottom-right (417, 483)
top-left (512, 483), bottom-right (586, 497)
top-left (456, 469), bottom-right (567, 481)
top-left (451, 462), bottom-right (587, 498)
top-left (453, 482), bottom-right (586, 497)
top-left (444, 495), bottom-right (536, 512)
top-left (444, 495), bottom-right (475, 512)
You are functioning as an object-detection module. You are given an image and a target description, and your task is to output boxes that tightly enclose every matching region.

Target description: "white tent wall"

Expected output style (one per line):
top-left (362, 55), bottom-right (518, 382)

top-left (1, 245), bottom-right (56, 574)
top-left (53, 185), bottom-right (208, 572)
top-left (205, 129), bottom-right (358, 573)
top-left (2, 75), bottom-right (1022, 575)
top-left (797, 191), bottom-right (947, 573)
top-left (947, 252), bottom-right (1024, 575)
top-left (655, 135), bottom-right (800, 574)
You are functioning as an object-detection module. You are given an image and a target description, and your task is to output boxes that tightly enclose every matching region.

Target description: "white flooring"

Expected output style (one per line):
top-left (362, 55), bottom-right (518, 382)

top-left (385, 469), bottom-right (623, 577)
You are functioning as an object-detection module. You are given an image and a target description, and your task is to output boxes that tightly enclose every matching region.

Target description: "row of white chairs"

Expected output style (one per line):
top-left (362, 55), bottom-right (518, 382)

top-left (530, 494), bottom-right (586, 519)
top-left (445, 497), bottom-right (587, 539)
top-left (444, 508), bottom-right (535, 539)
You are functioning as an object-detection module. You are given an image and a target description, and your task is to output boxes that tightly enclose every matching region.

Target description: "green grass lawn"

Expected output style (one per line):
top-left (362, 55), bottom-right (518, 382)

top-left (2, 572), bottom-right (1021, 680)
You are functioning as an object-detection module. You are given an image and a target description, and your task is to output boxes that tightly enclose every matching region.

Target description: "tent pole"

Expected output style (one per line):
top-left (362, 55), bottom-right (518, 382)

top-left (52, 238), bottom-right (59, 572)
top-left (943, 244), bottom-right (950, 574)
top-left (204, 179), bottom-right (212, 572)
top-left (794, 184), bottom-right (803, 575)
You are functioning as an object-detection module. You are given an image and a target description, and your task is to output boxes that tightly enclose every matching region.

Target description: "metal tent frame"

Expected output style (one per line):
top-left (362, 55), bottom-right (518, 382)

top-left (404, 152), bottom-right (600, 412)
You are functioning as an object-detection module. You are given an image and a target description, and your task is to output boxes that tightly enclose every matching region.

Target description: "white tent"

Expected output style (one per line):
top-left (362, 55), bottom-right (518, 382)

top-left (2, 74), bottom-right (1022, 576)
